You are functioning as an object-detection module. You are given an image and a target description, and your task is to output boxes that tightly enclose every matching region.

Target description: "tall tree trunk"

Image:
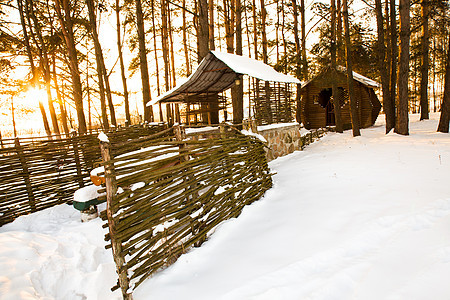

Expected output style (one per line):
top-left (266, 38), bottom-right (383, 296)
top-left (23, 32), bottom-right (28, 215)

top-left (385, 0), bottom-right (392, 116)
top-left (437, 35), bottom-right (450, 132)
top-left (244, 0), bottom-right (252, 58)
top-left (159, 0), bottom-right (168, 123)
top-left (293, 0), bottom-right (300, 75)
top-left (223, 0), bottom-right (234, 55)
top-left (293, 0), bottom-right (302, 123)
top-left (260, 0), bottom-right (268, 64)
top-left (54, 0), bottom-right (87, 133)
top-left (44, 70), bottom-right (60, 135)
top-left (260, 0), bottom-right (271, 124)
top-left (151, 0), bottom-right (161, 97)
top-left (115, 0), bottom-right (131, 125)
top-left (432, 36), bottom-right (436, 112)
top-left (375, 0), bottom-right (393, 133)
top-left (52, 54), bottom-right (70, 135)
top-left (331, 0), bottom-right (343, 133)
top-left (198, 0), bottom-right (209, 62)
top-left (276, 0), bottom-right (280, 63)
top-left (300, 0), bottom-right (307, 80)
top-left (232, 0), bottom-right (244, 125)
top-left (389, 0), bottom-right (397, 129)
top-left (343, 0), bottom-right (360, 136)
top-left (102, 65), bottom-right (116, 127)
top-left (161, 0), bottom-right (170, 90)
top-left (136, 0), bottom-right (153, 122)
top-left (86, 54), bottom-right (92, 130)
top-left (167, 4), bottom-right (179, 121)
top-left (168, 3), bottom-right (176, 88)
top-left (395, 0), bottom-right (410, 135)
top-left (182, 0), bottom-right (191, 76)
top-left (336, 0), bottom-right (344, 65)
top-left (86, 0), bottom-right (109, 130)
top-left (209, 0), bottom-right (215, 50)
top-left (419, 0), bottom-right (429, 120)
top-left (161, 0), bottom-right (172, 125)
top-left (252, 0), bottom-right (257, 59)
top-left (281, 0), bottom-right (287, 69)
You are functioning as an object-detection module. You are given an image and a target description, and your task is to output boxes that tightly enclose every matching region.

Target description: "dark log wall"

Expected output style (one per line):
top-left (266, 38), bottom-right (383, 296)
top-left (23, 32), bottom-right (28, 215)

top-left (300, 71), bottom-right (380, 130)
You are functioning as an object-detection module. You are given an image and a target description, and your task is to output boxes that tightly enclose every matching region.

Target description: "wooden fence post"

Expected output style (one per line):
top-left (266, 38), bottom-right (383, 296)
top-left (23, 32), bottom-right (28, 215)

top-left (15, 138), bottom-right (36, 212)
top-left (71, 132), bottom-right (84, 188)
top-left (173, 124), bottom-right (186, 142)
top-left (100, 139), bottom-right (132, 300)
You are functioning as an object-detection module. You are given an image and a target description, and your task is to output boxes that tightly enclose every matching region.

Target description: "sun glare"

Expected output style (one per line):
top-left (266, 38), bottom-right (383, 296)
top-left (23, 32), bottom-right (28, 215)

top-left (22, 86), bottom-right (47, 107)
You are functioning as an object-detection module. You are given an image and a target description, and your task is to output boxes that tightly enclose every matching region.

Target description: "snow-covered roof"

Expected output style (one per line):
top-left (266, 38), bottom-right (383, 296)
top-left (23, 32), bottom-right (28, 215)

top-left (301, 65), bottom-right (379, 89)
top-left (210, 51), bottom-right (301, 84)
top-left (148, 51), bottom-right (301, 106)
top-left (336, 66), bottom-right (379, 88)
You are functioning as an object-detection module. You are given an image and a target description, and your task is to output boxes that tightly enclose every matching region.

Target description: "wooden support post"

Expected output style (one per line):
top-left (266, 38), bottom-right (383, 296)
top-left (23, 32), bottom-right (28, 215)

top-left (186, 102), bottom-right (191, 126)
top-left (175, 103), bottom-right (181, 124)
top-left (207, 103), bottom-right (211, 125)
top-left (71, 132), bottom-right (84, 188)
top-left (100, 139), bottom-right (132, 300)
top-left (15, 138), bottom-right (36, 212)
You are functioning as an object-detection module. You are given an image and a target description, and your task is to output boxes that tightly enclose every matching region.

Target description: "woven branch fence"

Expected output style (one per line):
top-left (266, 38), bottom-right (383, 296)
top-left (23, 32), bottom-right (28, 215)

top-left (0, 124), bottom-right (168, 226)
top-left (99, 124), bottom-right (273, 299)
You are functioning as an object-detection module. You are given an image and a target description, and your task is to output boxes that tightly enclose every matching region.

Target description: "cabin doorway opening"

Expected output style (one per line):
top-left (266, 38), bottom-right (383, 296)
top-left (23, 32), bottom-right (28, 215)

top-left (318, 88), bottom-right (335, 126)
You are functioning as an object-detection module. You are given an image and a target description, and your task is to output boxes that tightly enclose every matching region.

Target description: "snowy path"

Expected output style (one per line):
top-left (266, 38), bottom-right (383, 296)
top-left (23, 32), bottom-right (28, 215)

top-left (1, 114), bottom-right (450, 299)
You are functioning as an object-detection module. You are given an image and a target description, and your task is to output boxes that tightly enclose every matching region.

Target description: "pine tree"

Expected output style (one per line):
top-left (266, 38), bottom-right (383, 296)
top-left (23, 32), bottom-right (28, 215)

top-left (375, 0), bottom-right (394, 133)
top-left (395, 0), bottom-right (410, 135)
top-left (343, 0), bottom-right (360, 136)
top-left (437, 31), bottom-right (450, 133)
top-left (419, 0), bottom-right (430, 120)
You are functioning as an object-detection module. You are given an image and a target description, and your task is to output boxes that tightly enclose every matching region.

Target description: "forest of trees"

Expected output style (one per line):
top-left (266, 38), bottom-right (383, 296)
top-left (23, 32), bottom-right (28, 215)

top-left (0, 0), bottom-right (449, 137)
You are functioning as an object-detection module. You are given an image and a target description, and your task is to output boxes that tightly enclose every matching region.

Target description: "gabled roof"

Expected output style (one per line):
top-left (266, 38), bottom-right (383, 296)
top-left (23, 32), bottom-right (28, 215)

top-left (147, 51), bottom-right (301, 106)
top-left (301, 65), bottom-right (379, 89)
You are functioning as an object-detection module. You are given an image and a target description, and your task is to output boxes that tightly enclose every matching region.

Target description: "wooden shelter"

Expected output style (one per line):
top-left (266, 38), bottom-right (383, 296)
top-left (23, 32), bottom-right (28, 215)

top-left (299, 66), bottom-right (381, 129)
top-left (148, 51), bottom-right (301, 125)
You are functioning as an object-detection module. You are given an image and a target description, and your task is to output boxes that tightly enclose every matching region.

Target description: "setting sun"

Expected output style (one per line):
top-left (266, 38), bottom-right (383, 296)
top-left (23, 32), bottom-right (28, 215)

top-left (22, 86), bottom-right (47, 107)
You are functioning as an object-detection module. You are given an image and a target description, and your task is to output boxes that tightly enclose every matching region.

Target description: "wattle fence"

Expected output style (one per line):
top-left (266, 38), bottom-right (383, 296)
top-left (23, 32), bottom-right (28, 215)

top-left (0, 124), bottom-right (167, 226)
top-left (0, 120), bottom-right (330, 299)
top-left (98, 125), bottom-right (273, 299)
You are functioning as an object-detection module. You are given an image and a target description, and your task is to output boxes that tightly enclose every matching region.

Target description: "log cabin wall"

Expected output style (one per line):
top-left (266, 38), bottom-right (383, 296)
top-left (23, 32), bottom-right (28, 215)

top-left (300, 69), bottom-right (380, 130)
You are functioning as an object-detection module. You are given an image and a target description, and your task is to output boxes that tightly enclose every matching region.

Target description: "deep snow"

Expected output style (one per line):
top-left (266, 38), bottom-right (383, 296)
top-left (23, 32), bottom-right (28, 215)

top-left (1, 113), bottom-right (450, 300)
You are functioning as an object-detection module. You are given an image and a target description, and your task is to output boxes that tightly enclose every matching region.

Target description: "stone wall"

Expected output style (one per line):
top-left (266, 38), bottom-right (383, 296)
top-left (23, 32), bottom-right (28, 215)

top-left (252, 123), bottom-right (329, 161)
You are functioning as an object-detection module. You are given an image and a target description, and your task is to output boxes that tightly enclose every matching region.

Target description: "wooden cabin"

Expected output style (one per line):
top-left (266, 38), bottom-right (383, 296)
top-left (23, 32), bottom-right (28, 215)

top-left (299, 66), bottom-right (381, 129)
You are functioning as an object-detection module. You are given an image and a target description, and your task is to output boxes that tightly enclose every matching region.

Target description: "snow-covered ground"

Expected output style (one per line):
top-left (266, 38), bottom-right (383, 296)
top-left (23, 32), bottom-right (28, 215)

top-left (1, 113), bottom-right (450, 300)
